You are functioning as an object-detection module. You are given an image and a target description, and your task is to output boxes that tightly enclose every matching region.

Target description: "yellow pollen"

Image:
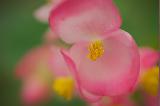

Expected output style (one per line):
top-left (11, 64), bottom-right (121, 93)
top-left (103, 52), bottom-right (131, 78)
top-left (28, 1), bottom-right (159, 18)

top-left (87, 40), bottom-right (104, 61)
top-left (52, 77), bottom-right (74, 100)
top-left (140, 66), bottom-right (159, 96)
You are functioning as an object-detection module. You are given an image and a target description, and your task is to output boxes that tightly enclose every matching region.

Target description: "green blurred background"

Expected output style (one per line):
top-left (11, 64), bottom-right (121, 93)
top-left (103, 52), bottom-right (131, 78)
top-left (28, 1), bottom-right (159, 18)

top-left (0, 0), bottom-right (158, 106)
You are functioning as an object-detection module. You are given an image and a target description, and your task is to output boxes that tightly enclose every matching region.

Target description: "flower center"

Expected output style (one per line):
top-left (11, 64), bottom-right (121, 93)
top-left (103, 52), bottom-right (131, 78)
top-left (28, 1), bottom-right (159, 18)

top-left (87, 40), bottom-right (104, 61)
top-left (53, 77), bottom-right (74, 100)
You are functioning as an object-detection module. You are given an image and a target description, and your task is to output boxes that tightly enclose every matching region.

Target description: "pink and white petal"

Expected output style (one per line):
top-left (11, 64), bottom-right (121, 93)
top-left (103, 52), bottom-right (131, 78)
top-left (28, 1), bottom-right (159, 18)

top-left (51, 48), bottom-right (99, 100)
top-left (21, 77), bottom-right (50, 105)
top-left (49, 48), bottom-right (71, 77)
top-left (62, 29), bottom-right (140, 97)
top-left (34, 0), bottom-right (66, 23)
top-left (34, 4), bottom-right (53, 23)
top-left (139, 47), bottom-right (159, 71)
top-left (79, 87), bottom-right (102, 102)
top-left (61, 50), bottom-right (102, 102)
top-left (49, 0), bottom-right (122, 43)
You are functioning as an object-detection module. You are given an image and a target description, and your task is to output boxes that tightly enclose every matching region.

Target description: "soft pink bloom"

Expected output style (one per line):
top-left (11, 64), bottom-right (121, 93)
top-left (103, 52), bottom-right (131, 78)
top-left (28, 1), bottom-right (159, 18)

top-left (138, 47), bottom-right (159, 106)
top-left (61, 29), bottom-right (140, 102)
top-left (49, 0), bottom-right (140, 103)
top-left (139, 47), bottom-right (159, 71)
top-left (16, 44), bottom-right (78, 104)
top-left (49, 0), bottom-right (122, 43)
top-left (15, 45), bottom-right (54, 104)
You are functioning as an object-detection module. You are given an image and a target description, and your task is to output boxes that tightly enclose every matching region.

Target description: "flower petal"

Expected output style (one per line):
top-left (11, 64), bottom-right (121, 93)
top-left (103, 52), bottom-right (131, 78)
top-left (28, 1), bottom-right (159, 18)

top-left (62, 29), bottom-right (140, 96)
top-left (21, 76), bottom-right (50, 105)
top-left (34, 0), bottom-right (66, 23)
top-left (49, 48), bottom-right (71, 77)
top-left (15, 45), bottom-right (54, 79)
top-left (49, 0), bottom-right (122, 43)
top-left (61, 50), bottom-right (102, 102)
top-left (34, 4), bottom-right (53, 23)
top-left (139, 47), bottom-right (159, 71)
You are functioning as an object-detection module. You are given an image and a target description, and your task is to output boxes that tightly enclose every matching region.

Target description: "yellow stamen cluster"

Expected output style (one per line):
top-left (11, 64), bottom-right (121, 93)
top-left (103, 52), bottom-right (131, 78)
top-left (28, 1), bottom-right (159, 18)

top-left (140, 66), bottom-right (159, 96)
top-left (87, 40), bottom-right (104, 61)
top-left (53, 77), bottom-right (74, 100)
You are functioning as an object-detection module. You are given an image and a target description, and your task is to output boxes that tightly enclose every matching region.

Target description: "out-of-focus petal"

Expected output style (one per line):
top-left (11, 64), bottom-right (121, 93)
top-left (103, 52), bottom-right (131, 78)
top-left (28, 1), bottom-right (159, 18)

top-left (16, 46), bottom-right (56, 104)
top-left (61, 29), bottom-right (140, 97)
top-left (15, 45), bottom-right (54, 79)
top-left (21, 76), bottom-right (50, 105)
top-left (49, 0), bottom-right (122, 43)
top-left (139, 47), bottom-right (159, 71)
top-left (34, 0), bottom-right (66, 23)
top-left (34, 4), bottom-right (53, 23)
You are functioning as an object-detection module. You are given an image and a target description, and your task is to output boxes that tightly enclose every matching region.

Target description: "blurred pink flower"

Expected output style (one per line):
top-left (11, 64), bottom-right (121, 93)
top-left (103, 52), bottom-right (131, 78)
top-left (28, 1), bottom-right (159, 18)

top-left (15, 45), bottom-right (54, 105)
top-left (49, 0), bottom-right (122, 43)
top-left (138, 47), bottom-right (159, 106)
top-left (16, 44), bottom-right (78, 104)
top-left (61, 29), bottom-right (140, 102)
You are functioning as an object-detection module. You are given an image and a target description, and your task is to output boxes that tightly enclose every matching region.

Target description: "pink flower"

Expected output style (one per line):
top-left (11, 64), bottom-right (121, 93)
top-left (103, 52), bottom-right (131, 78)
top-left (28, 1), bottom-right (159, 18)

top-left (138, 47), bottom-right (159, 95)
top-left (16, 44), bottom-right (78, 104)
top-left (49, 0), bottom-right (122, 43)
top-left (49, 0), bottom-right (140, 103)
top-left (15, 45), bottom-right (55, 104)
top-left (138, 47), bottom-right (159, 106)
top-left (61, 29), bottom-right (140, 102)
